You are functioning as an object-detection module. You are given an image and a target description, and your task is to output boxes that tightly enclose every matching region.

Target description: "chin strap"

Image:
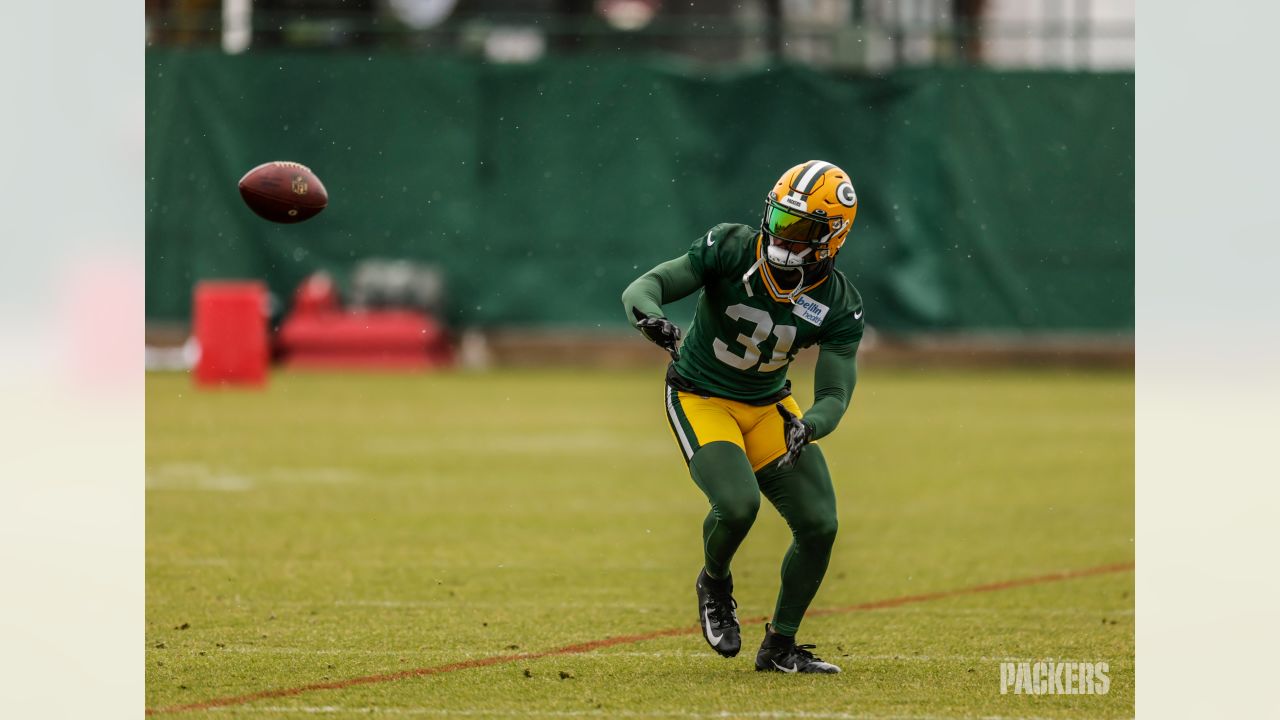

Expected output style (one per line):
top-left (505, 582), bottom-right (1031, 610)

top-left (741, 255), bottom-right (766, 298)
top-left (743, 253), bottom-right (807, 304)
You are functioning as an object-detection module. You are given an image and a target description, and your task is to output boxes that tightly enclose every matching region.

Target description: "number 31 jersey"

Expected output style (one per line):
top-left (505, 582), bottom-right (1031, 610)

top-left (671, 223), bottom-right (865, 403)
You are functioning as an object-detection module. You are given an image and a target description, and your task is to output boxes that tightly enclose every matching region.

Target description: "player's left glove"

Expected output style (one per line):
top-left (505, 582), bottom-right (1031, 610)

top-left (775, 403), bottom-right (814, 469)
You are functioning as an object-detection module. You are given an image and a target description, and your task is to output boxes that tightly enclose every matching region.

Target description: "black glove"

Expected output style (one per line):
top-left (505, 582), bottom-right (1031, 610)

top-left (775, 403), bottom-right (813, 469)
top-left (632, 307), bottom-right (682, 361)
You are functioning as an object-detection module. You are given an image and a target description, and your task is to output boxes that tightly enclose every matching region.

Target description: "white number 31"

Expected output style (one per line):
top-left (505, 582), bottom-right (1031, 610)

top-left (712, 304), bottom-right (796, 372)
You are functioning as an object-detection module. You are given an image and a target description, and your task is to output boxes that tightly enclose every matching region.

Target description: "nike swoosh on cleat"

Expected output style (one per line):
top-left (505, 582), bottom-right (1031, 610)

top-left (702, 608), bottom-right (723, 646)
top-left (772, 660), bottom-right (799, 673)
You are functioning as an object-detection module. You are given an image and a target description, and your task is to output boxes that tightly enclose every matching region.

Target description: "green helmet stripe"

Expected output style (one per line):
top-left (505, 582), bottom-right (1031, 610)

top-left (794, 161), bottom-right (833, 194)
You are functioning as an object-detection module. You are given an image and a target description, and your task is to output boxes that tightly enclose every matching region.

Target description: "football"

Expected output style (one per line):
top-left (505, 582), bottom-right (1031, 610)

top-left (237, 161), bottom-right (328, 223)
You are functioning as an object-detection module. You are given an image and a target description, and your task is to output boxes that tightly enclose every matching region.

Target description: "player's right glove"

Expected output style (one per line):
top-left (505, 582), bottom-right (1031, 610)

top-left (775, 403), bottom-right (813, 469)
top-left (631, 307), bottom-right (682, 361)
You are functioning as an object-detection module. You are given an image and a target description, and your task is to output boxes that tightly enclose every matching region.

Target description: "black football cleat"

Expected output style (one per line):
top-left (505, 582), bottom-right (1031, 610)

top-left (755, 623), bottom-right (842, 674)
top-left (695, 568), bottom-right (741, 658)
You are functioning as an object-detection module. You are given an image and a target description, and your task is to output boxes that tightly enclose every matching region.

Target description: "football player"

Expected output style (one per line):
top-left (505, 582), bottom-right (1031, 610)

top-left (622, 161), bottom-right (864, 674)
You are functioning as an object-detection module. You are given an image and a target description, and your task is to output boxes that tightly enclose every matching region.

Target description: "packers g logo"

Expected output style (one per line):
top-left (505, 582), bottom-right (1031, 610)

top-left (836, 182), bottom-right (857, 207)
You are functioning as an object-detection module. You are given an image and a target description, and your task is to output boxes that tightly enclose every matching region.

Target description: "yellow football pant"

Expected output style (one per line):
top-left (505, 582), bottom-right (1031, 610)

top-left (664, 389), bottom-right (805, 471)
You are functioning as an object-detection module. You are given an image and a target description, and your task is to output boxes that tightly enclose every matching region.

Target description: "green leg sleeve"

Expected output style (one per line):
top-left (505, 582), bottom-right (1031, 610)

top-left (688, 441), bottom-right (761, 580)
top-left (755, 444), bottom-right (839, 636)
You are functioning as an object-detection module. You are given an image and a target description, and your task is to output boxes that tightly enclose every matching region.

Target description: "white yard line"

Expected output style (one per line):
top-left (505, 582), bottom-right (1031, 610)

top-left (215, 647), bottom-right (705, 657)
top-left (327, 600), bottom-right (666, 609)
top-left (262, 601), bottom-right (1132, 615)
top-left (145, 473), bottom-right (254, 492)
top-left (145, 462), bottom-right (363, 491)
top-left (208, 647), bottom-right (1113, 664)
top-left (210, 708), bottom-right (1065, 720)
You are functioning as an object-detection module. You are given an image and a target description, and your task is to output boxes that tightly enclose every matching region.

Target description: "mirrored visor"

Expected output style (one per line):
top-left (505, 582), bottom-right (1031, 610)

top-left (763, 203), bottom-right (830, 243)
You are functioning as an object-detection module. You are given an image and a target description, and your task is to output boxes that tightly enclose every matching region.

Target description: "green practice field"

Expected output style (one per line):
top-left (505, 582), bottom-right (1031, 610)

top-left (146, 366), bottom-right (1134, 719)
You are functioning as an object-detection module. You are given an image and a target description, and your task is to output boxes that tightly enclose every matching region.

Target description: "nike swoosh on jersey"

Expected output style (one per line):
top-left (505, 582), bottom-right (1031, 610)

top-left (853, 309), bottom-right (863, 319)
top-left (706, 231), bottom-right (715, 246)
top-left (703, 608), bottom-right (723, 646)
top-left (772, 660), bottom-right (799, 673)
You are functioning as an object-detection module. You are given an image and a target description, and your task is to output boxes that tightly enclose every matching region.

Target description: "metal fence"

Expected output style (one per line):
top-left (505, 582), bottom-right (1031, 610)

top-left (145, 0), bottom-right (1134, 70)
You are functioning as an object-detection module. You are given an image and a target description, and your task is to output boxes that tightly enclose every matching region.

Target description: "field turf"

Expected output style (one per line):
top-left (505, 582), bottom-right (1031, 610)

top-left (146, 366), bottom-right (1134, 718)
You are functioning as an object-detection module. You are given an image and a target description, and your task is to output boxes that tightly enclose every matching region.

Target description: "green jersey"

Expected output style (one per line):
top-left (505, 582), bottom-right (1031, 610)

top-left (672, 223), bottom-right (864, 402)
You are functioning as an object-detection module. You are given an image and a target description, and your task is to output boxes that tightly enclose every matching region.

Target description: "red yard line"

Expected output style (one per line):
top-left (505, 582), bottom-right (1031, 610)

top-left (146, 561), bottom-right (1134, 715)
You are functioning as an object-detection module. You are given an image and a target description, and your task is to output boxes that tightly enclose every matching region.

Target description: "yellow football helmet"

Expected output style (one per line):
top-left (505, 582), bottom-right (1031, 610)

top-left (760, 160), bottom-right (858, 273)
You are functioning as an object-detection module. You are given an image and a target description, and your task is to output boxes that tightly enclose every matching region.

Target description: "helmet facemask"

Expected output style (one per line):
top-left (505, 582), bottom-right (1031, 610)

top-left (760, 198), bottom-right (841, 278)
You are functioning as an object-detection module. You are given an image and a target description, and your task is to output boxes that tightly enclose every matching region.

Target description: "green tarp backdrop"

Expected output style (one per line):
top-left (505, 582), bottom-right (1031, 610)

top-left (146, 51), bottom-right (1133, 332)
